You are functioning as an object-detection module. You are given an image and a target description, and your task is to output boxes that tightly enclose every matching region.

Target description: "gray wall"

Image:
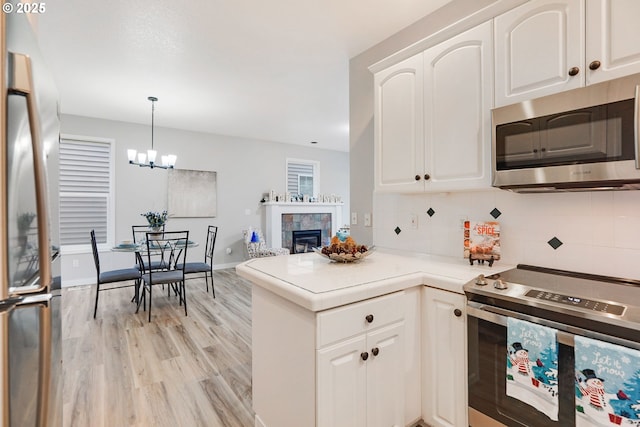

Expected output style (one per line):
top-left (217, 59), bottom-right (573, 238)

top-left (61, 114), bottom-right (349, 286)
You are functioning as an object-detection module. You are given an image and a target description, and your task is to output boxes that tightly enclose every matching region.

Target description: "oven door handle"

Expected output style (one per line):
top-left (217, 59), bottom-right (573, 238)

top-left (467, 302), bottom-right (640, 350)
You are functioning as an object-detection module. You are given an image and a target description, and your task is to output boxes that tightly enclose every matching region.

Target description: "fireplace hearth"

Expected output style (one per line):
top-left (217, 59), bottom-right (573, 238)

top-left (291, 229), bottom-right (322, 254)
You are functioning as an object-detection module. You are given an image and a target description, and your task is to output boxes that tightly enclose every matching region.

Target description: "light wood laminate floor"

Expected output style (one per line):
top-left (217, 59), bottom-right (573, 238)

top-left (61, 269), bottom-right (254, 427)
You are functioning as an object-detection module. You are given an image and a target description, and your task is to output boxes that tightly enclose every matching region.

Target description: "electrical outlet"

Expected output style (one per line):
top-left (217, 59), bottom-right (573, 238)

top-left (351, 212), bottom-right (358, 225)
top-left (364, 213), bottom-right (372, 227)
top-left (72, 259), bottom-right (79, 268)
top-left (410, 214), bottom-right (418, 229)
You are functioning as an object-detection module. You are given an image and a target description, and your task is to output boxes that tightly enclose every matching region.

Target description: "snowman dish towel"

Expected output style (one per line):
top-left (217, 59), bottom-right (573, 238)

top-left (575, 336), bottom-right (640, 427)
top-left (507, 317), bottom-right (559, 421)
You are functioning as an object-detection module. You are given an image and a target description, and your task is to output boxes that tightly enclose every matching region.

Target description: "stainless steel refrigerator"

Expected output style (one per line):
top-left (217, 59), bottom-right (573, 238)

top-left (1, 3), bottom-right (62, 426)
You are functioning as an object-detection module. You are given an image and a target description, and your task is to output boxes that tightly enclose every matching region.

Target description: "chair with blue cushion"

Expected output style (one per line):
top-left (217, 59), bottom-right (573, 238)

top-left (132, 224), bottom-right (167, 271)
top-left (184, 225), bottom-right (218, 297)
top-left (136, 230), bottom-right (189, 322)
top-left (90, 230), bottom-right (141, 318)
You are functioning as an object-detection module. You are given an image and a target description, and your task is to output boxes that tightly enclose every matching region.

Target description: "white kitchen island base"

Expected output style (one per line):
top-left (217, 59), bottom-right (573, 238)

top-left (238, 250), bottom-right (512, 427)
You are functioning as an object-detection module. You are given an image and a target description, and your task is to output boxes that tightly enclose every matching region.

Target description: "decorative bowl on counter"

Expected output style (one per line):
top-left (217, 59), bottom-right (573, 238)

top-left (315, 248), bottom-right (374, 263)
top-left (313, 235), bottom-right (374, 263)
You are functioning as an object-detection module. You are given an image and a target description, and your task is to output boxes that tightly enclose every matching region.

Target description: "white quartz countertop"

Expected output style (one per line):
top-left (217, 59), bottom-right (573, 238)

top-left (236, 248), bottom-right (514, 311)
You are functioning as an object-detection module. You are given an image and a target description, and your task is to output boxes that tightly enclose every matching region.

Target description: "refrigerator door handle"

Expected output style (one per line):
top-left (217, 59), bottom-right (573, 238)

top-left (7, 52), bottom-right (52, 296)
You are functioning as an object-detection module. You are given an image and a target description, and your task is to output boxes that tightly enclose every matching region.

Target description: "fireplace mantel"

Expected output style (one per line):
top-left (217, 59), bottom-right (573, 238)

top-left (263, 202), bottom-right (343, 248)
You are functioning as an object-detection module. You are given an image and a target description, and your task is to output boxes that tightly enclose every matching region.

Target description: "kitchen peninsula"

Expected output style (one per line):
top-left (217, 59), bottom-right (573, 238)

top-left (236, 249), bottom-right (513, 427)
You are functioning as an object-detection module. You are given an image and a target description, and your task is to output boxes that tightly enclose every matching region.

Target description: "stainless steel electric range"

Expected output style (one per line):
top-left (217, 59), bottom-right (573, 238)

top-left (464, 265), bottom-right (640, 427)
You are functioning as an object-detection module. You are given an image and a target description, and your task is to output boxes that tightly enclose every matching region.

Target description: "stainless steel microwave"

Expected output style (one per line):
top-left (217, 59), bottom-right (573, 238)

top-left (492, 73), bottom-right (640, 192)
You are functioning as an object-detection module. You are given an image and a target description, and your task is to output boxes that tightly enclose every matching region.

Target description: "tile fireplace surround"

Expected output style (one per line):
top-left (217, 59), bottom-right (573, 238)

top-left (263, 202), bottom-right (344, 249)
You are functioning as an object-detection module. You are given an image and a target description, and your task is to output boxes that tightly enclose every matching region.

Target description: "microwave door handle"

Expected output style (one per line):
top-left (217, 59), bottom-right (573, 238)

top-left (635, 85), bottom-right (640, 169)
top-left (8, 53), bottom-right (52, 295)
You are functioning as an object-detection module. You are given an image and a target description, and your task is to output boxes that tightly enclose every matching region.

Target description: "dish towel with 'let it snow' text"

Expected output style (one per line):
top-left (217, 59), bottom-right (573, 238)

top-left (506, 317), bottom-right (559, 421)
top-left (575, 336), bottom-right (640, 427)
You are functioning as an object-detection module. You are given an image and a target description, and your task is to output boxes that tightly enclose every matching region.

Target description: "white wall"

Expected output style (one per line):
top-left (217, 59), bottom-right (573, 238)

top-left (60, 114), bottom-right (349, 286)
top-left (350, 0), bottom-right (640, 280)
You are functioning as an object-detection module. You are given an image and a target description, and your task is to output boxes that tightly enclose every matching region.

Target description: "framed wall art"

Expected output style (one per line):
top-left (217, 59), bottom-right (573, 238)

top-left (167, 169), bottom-right (217, 217)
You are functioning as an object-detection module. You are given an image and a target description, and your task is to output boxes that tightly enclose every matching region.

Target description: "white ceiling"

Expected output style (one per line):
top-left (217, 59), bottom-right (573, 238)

top-left (36, 0), bottom-right (451, 152)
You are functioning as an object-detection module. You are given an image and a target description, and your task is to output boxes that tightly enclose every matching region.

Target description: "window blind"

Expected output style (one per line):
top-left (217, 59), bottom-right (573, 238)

top-left (59, 138), bottom-right (112, 246)
top-left (287, 161), bottom-right (314, 194)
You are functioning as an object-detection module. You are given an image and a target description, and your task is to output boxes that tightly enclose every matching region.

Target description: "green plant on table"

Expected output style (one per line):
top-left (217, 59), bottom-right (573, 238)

top-left (141, 210), bottom-right (168, 228)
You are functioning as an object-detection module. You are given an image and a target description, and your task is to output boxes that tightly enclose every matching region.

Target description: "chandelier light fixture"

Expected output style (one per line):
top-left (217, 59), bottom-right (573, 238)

top-left (127, 96), bottom-right (177, 169)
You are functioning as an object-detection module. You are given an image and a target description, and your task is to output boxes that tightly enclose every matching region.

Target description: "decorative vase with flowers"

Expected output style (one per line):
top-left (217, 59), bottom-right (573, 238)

top-left (141, 210), bottom-right (168, 239)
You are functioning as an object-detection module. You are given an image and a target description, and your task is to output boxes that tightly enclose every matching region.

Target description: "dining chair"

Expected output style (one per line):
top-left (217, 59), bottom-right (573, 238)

top-left (90, 230), bottom-right (141, 318)
top-left (132, 224), bottom-right (167, 271)
top-left (136, 230), bottom-right (189, 322)
top-left (184, 225), bottom-right (218, 297)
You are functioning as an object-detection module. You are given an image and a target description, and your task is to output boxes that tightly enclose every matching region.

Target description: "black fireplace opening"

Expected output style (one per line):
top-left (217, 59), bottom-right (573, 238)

top-left (291, 229), bottom-right (322, 254)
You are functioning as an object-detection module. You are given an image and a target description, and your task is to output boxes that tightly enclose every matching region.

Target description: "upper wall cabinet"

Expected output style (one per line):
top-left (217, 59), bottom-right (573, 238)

top-left (585, 0), bottom-right (640, 85)
top-left (494, 0), bottom-right (584, 107)
top-left (495, 0), bottom-right (640, 107)
top-left (374, 21), bottom-right (493, 193)
top-left (374, 54), bottom-right (424, 192)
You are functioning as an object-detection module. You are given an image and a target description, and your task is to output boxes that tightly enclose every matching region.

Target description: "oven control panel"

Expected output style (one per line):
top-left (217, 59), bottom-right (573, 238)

top-left (525, 290), bottom-right (625, 315)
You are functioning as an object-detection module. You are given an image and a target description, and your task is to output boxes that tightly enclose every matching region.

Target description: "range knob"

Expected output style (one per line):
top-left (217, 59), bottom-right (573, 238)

top-left (493, 279), bottom-right (508, 290)
top-left (475, 274), bottom-right (487, 286)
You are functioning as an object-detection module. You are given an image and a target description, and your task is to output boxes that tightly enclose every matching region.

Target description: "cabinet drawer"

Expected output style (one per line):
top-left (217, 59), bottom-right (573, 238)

top-left (316, 291), bottom-right (405, 348)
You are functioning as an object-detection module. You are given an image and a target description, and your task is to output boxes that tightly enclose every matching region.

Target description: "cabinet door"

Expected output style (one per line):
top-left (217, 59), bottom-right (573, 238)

top-left (423, 20), bottom-right (493, 192)
top-left (317, 335), bottom-right (367, 427)
top-left (586, 0), bottom-right (640, 84)
top-left (374, 54), bottom-right (425, 193)
top-left (495, 0), bottom-right (584, 107)
top-left (366, 322), bottom-right (405, 427)
top-left (422, 288), bottom-right (466, 427)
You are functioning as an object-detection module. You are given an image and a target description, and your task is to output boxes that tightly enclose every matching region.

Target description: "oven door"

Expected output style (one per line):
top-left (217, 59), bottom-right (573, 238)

top-left (467, 304), bottom-right (576, 426)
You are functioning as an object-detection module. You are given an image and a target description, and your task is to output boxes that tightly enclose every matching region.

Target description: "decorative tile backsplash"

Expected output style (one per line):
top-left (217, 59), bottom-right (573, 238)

top-left (372, 189), bottom-right (640, 279)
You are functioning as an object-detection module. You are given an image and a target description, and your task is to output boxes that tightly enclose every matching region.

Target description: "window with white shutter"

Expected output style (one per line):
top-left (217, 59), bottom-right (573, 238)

top-left (286, 159), bottom-right (319, 196)
top-left (59, 135), bottom-right (114, 250)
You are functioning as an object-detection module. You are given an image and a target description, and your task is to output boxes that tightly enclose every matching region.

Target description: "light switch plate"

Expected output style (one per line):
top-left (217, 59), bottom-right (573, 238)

top-left (364, 213), bottom-right (371, 227)
top-left (351, 212), bottom-right (358, 225)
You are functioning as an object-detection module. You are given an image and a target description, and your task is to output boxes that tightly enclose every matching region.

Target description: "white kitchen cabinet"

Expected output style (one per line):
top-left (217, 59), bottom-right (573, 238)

top-left (251, 286), bottom-right (419, 427)
top-left (318, 321), bottom-right (404, 427)
top-left (422, 287), bottom-right (467, 427)
top-left (494, 0), bottom-right (584, 107)
top-left (422, 20), bottom-right (493, 192)
top-left (374, 21), bottom-right (493, 193)
top-left (374, 53), bottom-right (424, 192)
top-left (585, 0), bottom-right (640, 85)
top-left (495, 0), bottom-right (640, 107)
